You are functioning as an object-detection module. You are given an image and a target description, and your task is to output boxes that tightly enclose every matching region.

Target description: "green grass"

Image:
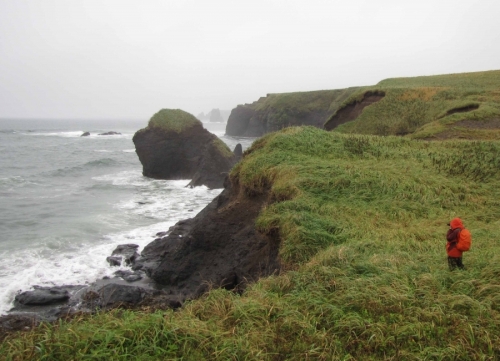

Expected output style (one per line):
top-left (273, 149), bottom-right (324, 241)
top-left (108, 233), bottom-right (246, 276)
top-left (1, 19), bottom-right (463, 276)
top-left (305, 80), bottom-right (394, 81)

top-left (147, 109), bottom-right (201, 133)
top-left (211, 138), bottom-right (234, 159)
top-left (3, 127), bottom-right (500, 360)
top-left (329, 69), bottom-right (500, 139)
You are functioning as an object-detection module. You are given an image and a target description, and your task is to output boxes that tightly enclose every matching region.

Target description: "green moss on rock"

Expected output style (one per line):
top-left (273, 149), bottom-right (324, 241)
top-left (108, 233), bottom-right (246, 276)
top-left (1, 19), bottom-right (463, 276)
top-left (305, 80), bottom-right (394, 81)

top-left (148, 109), bottom-right (201, 133)
top-left (212, 138), bottom-right (233, 159)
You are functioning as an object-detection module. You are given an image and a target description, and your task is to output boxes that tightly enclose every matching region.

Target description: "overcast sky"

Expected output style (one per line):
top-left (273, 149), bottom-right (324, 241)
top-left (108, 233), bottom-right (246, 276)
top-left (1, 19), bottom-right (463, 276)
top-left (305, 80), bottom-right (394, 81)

top-left (0, 0), bottom-right (498, 120)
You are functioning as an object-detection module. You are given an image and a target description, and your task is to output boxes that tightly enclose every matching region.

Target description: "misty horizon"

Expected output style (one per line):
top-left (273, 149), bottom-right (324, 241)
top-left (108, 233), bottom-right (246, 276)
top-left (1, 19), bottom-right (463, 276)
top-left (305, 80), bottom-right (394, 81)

top-left (1, 0), bottom-right (499, 120)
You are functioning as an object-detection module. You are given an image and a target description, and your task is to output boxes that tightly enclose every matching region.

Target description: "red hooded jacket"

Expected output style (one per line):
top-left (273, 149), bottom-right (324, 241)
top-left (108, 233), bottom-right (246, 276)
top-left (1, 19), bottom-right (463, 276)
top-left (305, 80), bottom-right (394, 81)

top-left (446, 217), bottom-right (464, 257)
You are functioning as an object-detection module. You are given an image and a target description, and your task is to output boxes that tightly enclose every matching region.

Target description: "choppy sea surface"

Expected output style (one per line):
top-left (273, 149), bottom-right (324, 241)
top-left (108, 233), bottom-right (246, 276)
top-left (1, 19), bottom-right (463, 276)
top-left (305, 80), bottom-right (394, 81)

top-left (0, 118), bottom-right (255, 315)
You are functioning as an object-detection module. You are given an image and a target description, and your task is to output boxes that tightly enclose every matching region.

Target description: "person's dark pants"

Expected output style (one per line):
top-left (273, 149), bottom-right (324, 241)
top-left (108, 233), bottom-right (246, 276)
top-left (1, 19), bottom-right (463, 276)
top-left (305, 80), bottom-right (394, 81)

top-left (448, 256), bottom-right (465, 271)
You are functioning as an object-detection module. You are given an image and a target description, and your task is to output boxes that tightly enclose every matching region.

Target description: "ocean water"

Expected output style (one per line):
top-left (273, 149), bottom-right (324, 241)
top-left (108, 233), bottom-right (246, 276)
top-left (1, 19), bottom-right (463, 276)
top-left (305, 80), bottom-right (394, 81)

top-left (0, 118), bottom-right (254, 315)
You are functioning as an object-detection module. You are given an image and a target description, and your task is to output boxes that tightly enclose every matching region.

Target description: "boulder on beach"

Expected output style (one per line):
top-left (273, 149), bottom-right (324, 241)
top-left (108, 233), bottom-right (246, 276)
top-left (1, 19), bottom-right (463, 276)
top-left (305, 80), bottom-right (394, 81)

top-left (133, 109), bottom-right (239, 189)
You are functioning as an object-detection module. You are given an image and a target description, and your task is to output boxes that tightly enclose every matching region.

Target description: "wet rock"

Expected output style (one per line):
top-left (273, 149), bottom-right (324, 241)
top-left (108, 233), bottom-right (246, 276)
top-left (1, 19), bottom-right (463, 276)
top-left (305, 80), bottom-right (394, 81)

top-left (15, 286), bottom-right (71, 306)
top-left (81, 132), bottom-right (90, 137)
top-left (106, 256), bottom-right (122, 267)
top-left (233, 143), bottom-right (243, 159)
top-left (97, 284), bottom-right (143, 306)
top-left (110, 244), bottom-right (140, 266)
top-left (98, 131), bottom-right (121, 136)
top-left (136, 179), bottom-right (281, 300)
top-left (114, 270), bottom-right (144, 282)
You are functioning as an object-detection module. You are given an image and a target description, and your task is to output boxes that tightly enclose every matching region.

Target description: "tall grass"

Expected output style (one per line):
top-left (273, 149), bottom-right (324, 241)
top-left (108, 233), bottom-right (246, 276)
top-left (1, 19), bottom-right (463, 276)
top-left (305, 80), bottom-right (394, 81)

top-left (3, 127), bottom-right (500, 360)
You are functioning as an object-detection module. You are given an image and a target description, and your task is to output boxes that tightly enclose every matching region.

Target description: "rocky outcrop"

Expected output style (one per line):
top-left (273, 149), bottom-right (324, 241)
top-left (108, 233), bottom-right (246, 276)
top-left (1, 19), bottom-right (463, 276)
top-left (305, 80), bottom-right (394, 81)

top-left (225, 88), bottom-right (360, 137)
top-left (14, 286), bottom-right (82, 306)
top-left (81, 132), bottom-right (90, 137)
top-left (98, 131), bottom-right (122, 135)
top-left (133, 176), bottom-right (281, 299)
top-left (106, 244), bottom-right (140, 267)
top-left (209, 108), bottom-right (224, 123)
top-left (133, 109), bottom-right (239, 189)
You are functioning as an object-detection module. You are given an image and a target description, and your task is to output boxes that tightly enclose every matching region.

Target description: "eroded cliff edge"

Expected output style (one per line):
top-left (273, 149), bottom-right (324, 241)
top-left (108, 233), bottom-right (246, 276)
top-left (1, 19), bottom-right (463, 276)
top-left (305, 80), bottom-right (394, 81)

top-left (134, 175), bottom-right (281, 299)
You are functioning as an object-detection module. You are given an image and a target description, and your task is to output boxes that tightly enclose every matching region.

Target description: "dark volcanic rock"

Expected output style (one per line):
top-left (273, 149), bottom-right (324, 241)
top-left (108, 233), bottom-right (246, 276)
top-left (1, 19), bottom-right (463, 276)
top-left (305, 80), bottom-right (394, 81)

top-left (81, 283), bottom-right (181, 310)
top-left (109, 244), bottom-right (140, 266)
top-left (114, 270), bottom-right (144, 282)
top-left (133, 109), bottom-right (238, 189)
top-left (97, 284), bottom-right (144, 306)
top-left (98, 131), bottom-right (121, 136)
top-left (225, 88), bottom-right (361, 137)
top-left (15, 286), bottom-right (73, 306)
top-left (233, 143), bottom-right (243, 159)
top-left (134, 176), bottom-right (281, 300)
top-left (106, 256), bottom-right (122, 267)
top-left (81, 131), bottom-right (90, 137)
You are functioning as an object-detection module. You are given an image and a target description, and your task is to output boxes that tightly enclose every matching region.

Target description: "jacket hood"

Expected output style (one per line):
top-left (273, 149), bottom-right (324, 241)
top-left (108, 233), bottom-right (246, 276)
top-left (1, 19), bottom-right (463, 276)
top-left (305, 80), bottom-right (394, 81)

top-left (450, 217), bottom-right (464, 229)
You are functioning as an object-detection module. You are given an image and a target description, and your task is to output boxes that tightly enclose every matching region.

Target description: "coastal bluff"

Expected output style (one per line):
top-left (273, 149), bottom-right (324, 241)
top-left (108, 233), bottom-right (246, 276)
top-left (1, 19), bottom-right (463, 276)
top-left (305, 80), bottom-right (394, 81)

top-left (133, 109), bottom-right (239, 189)
top-left (225, 88), bottom-right (360, 137)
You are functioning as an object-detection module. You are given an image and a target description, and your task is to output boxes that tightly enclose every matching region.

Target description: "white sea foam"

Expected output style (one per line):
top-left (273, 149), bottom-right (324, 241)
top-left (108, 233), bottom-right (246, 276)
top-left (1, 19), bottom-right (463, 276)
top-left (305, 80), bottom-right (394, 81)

top-left (94, 170), bottom-right (222, 220)
top-left (0, 214), bottom-right (214, 315)
top-left (0, 170), bottom-right (223, 315)
top-left (24, 131), bottom-right (85, 138)
top-left (0, 221), bottom-right (174, 315)
top-left (23, 131), bottom-right (134, 139)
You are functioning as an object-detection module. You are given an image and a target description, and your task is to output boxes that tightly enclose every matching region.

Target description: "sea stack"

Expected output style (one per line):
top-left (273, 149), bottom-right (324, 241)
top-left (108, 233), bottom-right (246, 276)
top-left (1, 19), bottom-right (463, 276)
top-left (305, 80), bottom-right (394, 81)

top-left (133, 109), bottom-right (238, 189)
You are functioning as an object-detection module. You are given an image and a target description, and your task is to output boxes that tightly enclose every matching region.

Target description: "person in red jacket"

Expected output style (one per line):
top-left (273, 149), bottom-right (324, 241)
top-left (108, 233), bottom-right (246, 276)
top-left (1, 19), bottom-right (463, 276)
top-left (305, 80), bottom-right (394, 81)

top-left (446, 217), bottom-right (465, 270)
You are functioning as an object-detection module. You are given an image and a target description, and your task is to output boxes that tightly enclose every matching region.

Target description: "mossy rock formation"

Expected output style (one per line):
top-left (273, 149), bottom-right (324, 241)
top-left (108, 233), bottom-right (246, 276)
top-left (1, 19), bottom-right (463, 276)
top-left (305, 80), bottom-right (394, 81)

top-left (133, 109), bottom-right (238, 188)
top-left (225, 88), bottom-right (360, 137)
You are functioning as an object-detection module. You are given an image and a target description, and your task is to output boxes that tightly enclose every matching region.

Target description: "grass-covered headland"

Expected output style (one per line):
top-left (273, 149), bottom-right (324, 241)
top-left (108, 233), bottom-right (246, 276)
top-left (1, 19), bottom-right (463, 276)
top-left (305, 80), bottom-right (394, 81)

top-left (327, 70), bottom-right (500, 139)
top-left (3, 126), bottom-right (500, 360)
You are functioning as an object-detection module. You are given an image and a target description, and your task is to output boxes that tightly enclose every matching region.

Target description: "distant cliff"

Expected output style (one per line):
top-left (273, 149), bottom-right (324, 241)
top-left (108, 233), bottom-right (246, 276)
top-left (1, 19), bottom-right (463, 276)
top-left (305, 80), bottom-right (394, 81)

top-left (225, 88), bottom-right (360, 137)
top-left (324, 69), bottom-right (500, 139)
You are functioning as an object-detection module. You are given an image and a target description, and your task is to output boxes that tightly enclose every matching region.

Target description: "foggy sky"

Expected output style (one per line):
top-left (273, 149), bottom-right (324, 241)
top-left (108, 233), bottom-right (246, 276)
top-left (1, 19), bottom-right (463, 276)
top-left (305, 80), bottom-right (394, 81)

top-left (1, 0), bottom-right (499, 120)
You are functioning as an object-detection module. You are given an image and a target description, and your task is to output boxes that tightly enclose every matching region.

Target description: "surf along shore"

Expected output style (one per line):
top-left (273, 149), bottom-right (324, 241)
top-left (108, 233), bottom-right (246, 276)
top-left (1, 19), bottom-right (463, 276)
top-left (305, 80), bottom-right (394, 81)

top-left (3, 70), bottom-right (500, 360)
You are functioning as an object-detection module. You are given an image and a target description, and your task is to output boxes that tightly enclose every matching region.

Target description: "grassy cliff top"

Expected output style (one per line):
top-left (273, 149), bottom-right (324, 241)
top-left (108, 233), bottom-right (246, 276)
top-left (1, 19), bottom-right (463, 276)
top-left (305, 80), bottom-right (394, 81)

top-left (251, 88), bottom-right (361, 114)
top-left (330, 69), bottom-right (500, 139)
top-left (147, 108), bottom-right (201, 132)
top-left (6, 126), bottom-right (500, 359)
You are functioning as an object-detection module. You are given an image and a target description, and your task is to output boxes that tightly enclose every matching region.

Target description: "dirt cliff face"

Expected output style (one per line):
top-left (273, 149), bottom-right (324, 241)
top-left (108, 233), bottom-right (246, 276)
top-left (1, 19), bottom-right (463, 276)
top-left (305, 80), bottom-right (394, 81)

top-left (134, 176), bottom-right (281, 299)
top-left (225, 89), bottom-right (360, 137)
top-left (133, 120), bottom-right (237, 189)
top-left (324, 91), bottom-right (385, 131)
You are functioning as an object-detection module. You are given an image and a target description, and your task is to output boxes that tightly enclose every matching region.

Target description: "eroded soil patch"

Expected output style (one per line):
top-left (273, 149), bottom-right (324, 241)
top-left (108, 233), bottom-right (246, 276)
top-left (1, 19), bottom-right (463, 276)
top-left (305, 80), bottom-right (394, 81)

top-left (324, 91), bottom-right (385, 131)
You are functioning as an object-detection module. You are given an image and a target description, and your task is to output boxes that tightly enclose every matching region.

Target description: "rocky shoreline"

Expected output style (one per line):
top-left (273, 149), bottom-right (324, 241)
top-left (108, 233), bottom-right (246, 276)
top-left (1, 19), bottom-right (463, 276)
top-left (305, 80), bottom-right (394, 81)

top-left (0, 174), bottom-right (280, 339)
top-left (1, 109), bottom-right (276, 339)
